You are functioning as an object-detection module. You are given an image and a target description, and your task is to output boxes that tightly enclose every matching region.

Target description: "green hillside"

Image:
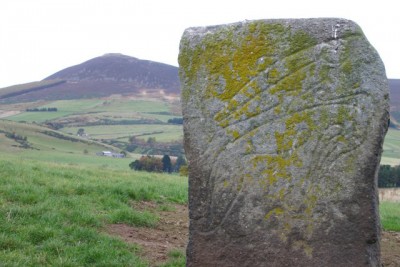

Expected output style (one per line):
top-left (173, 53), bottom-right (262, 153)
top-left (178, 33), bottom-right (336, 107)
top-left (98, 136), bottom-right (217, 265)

top-left (4, 98), bottom-right (179, 124)
top-left (5, 99), bottom-right (104, 123)
top-left (0, 156), bottom-right (187, 266)
top-left (0, 120), bottom-right (136, 169)
top-left (1, 97), bottom-right (183, 156)
top-left (382, 128), bottom-right (400, 166)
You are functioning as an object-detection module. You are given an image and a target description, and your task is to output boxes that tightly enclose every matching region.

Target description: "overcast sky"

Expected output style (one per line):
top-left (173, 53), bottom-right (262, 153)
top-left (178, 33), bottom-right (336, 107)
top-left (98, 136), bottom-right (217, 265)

top-left (0, 0), bottom-right (398, 88)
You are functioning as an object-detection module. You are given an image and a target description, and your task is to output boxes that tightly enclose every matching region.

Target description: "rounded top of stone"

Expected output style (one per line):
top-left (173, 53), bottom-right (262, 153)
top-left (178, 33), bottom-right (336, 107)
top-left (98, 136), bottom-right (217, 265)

top-left (181, 18), bottom-right (364, 44)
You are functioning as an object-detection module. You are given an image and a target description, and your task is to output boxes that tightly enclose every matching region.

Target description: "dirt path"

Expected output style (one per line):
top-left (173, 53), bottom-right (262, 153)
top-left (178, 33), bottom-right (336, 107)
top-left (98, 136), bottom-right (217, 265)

top-left (106, 201), bottom-right (188, 266)
top-left (106, 202), bottom-right (399, 266)
top-left (382, 231), bottom-right (400, 266)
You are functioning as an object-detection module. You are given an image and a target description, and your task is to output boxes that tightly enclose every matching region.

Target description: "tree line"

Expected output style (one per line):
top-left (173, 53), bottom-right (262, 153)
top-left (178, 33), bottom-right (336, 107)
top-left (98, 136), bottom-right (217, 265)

top-left (1, 130), bottom-right (34, 149)
top-left (167, 118), bottom-right (183, 124)
top-left (26, 107), bottom-right (58, 112)
top-left (129, 154), bottom-right (187, 174)
top-left (125, 136), bottom-right (184, 157)
top-left (378, 165), bottom-right (400, 188)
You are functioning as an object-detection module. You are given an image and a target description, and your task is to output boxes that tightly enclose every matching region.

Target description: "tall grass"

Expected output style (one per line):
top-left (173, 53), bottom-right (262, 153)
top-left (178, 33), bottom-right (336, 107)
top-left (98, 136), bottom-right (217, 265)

top-left (380, 202), bottom-right (400, 231)
top-left (0, 157), bottom-right (187, 266)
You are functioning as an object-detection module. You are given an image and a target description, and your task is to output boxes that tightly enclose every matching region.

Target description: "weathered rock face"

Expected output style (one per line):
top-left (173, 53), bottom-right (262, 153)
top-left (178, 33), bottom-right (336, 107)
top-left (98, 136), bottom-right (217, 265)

top-left (179, 18), bottom-right (389, 266)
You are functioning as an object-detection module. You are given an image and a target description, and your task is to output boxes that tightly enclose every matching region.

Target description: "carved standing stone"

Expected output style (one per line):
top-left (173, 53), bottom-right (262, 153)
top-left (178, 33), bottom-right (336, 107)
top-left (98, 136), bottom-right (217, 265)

top-left (179, 18), bottom-right (389, 266)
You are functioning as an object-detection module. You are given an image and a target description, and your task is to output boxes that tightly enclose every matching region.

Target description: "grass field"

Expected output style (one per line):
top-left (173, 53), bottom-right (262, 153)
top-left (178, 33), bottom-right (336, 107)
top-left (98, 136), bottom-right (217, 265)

top-left (0, 120), bottom-right (110, 152)
top-left (382, 128), bottom-right (400, 166)
top-left (61, 124), bottom-right (183, 142)
top-left (380, 202), bottom-right (400, 231)
top-left (90, 99), bottom-right (173, 113)
top-left (5, 99), bottom-right (106, 123)
top-left (0, 156), bottom-right (187, 266)
top-left (0, 120), bottom-right (140, 169)
top-left (4, 98), bottom-right (183, 148)
top-left (5, 98), bottom-right (179, 123)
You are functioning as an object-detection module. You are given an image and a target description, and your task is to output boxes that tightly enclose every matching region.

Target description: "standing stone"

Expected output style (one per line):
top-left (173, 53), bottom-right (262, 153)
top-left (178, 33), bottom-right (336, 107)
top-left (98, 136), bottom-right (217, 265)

top-left (179, 18), bottom-right (389, 266)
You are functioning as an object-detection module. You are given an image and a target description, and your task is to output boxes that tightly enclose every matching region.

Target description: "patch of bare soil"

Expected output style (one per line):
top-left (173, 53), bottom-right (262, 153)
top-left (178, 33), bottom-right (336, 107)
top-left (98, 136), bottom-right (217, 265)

top-left (106, 202), bottom-right (399, 266)
top-left (382, 231), bottom-right (400, 266)
top-left (106, 201), bottom-right (188, 266)
top-left (0, 110), bottom-right (20, 118)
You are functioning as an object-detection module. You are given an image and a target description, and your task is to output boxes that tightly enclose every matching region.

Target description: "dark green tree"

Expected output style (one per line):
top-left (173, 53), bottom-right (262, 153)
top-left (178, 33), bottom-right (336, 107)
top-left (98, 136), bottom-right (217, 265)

top-left (162, 155), bottom-right (172, 173)
top-left (378, 165), bottom-right (400, 188)
top-left (174, 155), bottom-right (187, 172)
top-left (129, 156), bottom-right (163, 172)
top-left (129, 160), bottom-right (142, 171)
top-left (77, 128), bottom-right (85, 136)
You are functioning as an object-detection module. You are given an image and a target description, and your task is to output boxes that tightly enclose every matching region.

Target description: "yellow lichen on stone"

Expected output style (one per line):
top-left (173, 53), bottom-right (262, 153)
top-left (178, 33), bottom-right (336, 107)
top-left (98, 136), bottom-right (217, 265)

top-left (223, 180), bottom-right (230, 188)
top-left (265, 207), bottom-right (284, 219)
top-left (232, 130), bottom-right (240, 140)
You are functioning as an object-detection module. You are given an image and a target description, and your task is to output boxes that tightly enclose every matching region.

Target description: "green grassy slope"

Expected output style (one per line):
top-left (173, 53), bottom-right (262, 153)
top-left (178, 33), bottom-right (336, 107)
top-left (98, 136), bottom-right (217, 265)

top-left (381, 128), bottom-right (400, 166)
top-left (0, 120), bottom-right (136, 168)
top-left (6, 99), bottom-right (104, 123)
top-left (5, 98), bottom-right (179, 123)
top-left (61, 124), bottom-right (183, 142)
top-left (0, 156), bottom-right (187, 266)
top-left (4, 98), bottom-right (183, 144)
top-left (380, 202), bottom-right (400, 231)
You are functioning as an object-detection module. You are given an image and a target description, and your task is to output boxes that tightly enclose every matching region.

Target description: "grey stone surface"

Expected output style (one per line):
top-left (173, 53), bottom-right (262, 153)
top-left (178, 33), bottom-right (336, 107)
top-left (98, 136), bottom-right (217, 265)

top-left (179, 18), bottom-right (389, 266)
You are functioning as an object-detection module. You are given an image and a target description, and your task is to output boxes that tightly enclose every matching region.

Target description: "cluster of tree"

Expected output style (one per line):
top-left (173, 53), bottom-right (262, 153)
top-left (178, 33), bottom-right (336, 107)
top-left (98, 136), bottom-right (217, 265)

top-left (125, 136), bottom-right (184, 156)
top-left (45, 120), bottom-right (166, 130)
top-left (77, 128), bottom-right (86, 136)
top-left (167, 118), bottom-right (183, 124)
top-left (5, 131), bottom-right (27, 142)
top-left (44, 122), bottom-right (64, 130)
top-left (42, 130), bottom-right (83, 143)
top-left (146, 111), bottom-right (172, 115)
top-left (129, 154), bottom-right (187, 174)
top-left (378, 165), bottom-right (400, 188)
top-left (26, 107), bottom-right (58, 112)
top-left (3, 131), bottom-right (34, 149)
top-left (74, 118), bottom-right (163, 127)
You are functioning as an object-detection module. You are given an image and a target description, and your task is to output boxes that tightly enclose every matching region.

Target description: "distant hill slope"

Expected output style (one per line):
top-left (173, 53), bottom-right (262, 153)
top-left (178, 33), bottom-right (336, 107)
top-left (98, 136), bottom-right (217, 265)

top-left (389, 79), bottom-right (400, 128)
top-left (0, 54), bottom-right (180, 103)
top-left (0, 80), bottom-right (65, 100)
top-left (389, 79), bottom-right (400, 108)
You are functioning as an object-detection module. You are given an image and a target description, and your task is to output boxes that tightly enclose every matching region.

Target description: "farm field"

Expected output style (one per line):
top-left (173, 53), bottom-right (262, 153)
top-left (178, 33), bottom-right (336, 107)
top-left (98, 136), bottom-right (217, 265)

top-left (5, 98), bottom-right (179, 124)
top-left (381, 128), bottom-right (400, 166)
top-left (61, 124), bottom-right (183, 142)
top-left (0, 120), bottom-right (137, 169)
top-left (5, 99), bottom-right (103, 122)
top-left (3, 97), bottom-right (183, 147)
top-left (1, 96), bottom-right (183, 156)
